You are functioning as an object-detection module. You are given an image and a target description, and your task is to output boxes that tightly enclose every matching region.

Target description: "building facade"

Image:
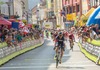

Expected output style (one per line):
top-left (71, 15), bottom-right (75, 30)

top-left (63, 0), bottom-right (100, 20)
top-left (0, 0), bottom-right (29, 20)
top-left (21, 0), bottom-right (29, 23)
top-left (82, 0), bottom-right (88, 14)
top-left (54, 0), bottom-right (64, 29)
top-left (31, 5), bottom-right (37, 24)
top-left (0, 0), bottom-right (14, 17)
top-left (46, 0), bottom-right (56, 29)
top-left (63, 0), bottom-right (81, 19)
top-left (13, 0), bottom-right (23, 19)
top-left (88, 0), bottom-right (100, 9)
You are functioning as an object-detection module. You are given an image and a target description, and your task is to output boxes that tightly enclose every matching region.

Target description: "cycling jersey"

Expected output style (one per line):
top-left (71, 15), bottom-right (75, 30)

top-left (56, 36), bottom-right (64, 43)
top-left (69, 34), bottom-right (74, 40)
top-left (56, 35), bottom-right (65, 49)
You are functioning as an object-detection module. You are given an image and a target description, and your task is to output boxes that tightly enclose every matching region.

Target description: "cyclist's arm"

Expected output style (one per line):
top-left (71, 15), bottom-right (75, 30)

top-left (56, 36), bottom-right (59, 42)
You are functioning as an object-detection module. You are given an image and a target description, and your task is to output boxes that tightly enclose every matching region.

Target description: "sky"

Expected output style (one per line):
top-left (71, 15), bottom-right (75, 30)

top-left (29, 0), bottom-right (40, 10)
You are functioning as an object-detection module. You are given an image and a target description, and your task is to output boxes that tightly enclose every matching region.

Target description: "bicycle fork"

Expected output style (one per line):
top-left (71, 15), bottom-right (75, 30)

top-left (70, 43), bottom-right (73, 51)
top-left (56, 50), bottom-right (61, 68)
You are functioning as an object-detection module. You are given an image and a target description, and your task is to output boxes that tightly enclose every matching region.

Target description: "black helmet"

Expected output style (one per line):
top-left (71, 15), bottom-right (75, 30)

top-left (59, 32), bottom-right (62, 35)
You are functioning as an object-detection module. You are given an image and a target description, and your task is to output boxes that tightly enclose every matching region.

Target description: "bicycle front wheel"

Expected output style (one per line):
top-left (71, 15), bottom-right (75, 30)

top-left (56, 56), bottom-right (59, 68)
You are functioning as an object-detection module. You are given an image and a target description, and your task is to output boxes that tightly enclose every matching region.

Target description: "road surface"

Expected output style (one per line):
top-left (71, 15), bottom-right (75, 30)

top-left (0, 38), bottom-right (100, 70)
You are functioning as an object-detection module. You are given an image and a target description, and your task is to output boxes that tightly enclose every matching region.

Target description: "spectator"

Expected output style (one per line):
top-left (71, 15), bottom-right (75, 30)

top-left (89, 28), bottom-right (98, 40)
top-left (0, 24), bottom-right (43, 48)
top-left (5, 33), bottom-right (14, 47)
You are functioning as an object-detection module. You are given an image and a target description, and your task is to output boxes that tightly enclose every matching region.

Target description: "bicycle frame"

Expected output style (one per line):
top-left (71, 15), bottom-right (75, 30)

top-left (69, 39), bottom-right (74, 51)
top-left (56, 47), bottom-right (61, 68)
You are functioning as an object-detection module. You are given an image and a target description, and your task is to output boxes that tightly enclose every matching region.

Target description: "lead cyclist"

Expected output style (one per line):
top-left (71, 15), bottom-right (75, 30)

top-left (55, 32), bottom-right (65, 64)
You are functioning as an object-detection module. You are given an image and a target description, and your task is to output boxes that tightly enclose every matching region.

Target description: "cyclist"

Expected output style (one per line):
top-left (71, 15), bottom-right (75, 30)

top-left (51, 31), bottom-right (53, 39)
top-left (64, 31), bottom-right (68, 41)
top-left (55, 32), bottom-right (65, 64)
top-left (69, 32), bottom-right (75, 51)
top-left (53, 31), bottom-right (58, 50)
top-left (45, 30), bottom-right (49, 38)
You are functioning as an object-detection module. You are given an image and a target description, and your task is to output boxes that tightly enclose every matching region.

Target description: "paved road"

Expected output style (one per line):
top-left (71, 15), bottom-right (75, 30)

top-left (0, 38), bottom-right (100, 70)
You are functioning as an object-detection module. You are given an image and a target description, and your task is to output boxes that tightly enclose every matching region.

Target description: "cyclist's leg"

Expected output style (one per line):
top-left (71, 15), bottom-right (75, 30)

top-left (70, 40), bottom-right (74, 51)
top-left (55, 45), bottom-right (59, 55)
top-left (54, 46), bottom-right (59, 59)
top-left (54, 41), bottom-right (57, 50)
top-left (69, 39), bottom-right (72, 50)
top-left (59, 45), bottom-right (64, 63)
top-left (63, 42), bottom-right (65, 51)
top-left (60, 49), bottom-right (64, 59)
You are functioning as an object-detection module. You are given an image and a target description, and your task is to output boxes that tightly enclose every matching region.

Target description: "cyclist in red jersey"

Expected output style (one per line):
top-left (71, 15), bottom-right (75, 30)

top-left (68, 32), bottom-right (75, 51)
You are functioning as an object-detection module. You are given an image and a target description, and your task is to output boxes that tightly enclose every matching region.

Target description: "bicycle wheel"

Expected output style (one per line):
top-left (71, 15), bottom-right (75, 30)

top-left (70, 43), bottom-right (73, 51)
top-left (56, 55), bottom-right (59, 68)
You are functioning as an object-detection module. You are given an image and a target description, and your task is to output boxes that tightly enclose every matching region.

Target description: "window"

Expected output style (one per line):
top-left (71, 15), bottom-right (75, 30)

top-left (77, 5), bottom-right (79, 12)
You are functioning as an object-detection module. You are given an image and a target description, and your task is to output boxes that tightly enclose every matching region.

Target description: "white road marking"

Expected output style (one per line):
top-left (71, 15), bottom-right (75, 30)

top-left (0, 64), bottom-right (98, 69)
top-left (63, 54), bottom-right (71, 56)
top-left (9, 61), bottom-right (94, 66)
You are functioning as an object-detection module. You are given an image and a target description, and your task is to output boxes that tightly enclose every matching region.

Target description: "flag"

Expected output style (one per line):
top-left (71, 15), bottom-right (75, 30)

top-left (19, 21), bottom-right (25, 28)
top-left (22, 26), bottom-right (29, 34)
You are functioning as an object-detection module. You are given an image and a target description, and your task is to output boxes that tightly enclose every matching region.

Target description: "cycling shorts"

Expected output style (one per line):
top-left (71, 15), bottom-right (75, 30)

top-left (57, 43), bottom-right (64, 50)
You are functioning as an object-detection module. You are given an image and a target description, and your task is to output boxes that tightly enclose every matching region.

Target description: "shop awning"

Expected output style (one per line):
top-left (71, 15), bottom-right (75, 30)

top-left (0, 17), bottom-right (11, 25)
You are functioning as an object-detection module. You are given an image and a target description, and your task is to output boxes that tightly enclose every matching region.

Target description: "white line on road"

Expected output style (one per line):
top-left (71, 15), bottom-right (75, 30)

top-left (0, 64), bottom-right (98, 69)
top-left (10, 60), bottom-right (92, 65)
top-left (24, 57), bottom-right (71, 61)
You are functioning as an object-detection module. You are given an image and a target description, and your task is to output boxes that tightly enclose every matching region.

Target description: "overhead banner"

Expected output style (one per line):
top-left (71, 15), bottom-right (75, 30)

top-left (43, 22), bottom-right (53, 29)
top-left (45, 25), bottom-right (50, 28)
top-left (66, 13), bottom-right (76, 20)
top-left (57, 25), bottom-right (61, 28)
top-left (66, 14), bottom-right (73, 20)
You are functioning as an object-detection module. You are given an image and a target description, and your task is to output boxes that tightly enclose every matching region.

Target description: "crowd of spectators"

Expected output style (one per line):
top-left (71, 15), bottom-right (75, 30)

top-left (0, 25), bottom-right (43, 47)
top-left (77, 24), bottom-right (100, 42)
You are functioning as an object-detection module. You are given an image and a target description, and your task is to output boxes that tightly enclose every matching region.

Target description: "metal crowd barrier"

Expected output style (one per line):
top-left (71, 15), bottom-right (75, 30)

top-left (79, 37), bottom-right (100, 64)
top-left (0, 38), bottom-right (43, 59)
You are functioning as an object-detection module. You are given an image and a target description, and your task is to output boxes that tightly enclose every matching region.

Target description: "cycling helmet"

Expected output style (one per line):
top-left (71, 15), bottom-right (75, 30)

top-left (59, 32), bottom-right (62, 35)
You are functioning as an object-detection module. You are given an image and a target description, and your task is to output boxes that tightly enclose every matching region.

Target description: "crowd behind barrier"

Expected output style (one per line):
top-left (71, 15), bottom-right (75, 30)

top-left (0, 25), bottom-right (44, 48)
top-left (77, 24), bottom-right (100, 40)
top-left (0, 37), bottom-right (44, 65)
top-left (75, 24), bottom-right (100, 64)
top-left (78, 36), bottom-right (100, 64)
top-left (0, 24), bottom-right (44, 65)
